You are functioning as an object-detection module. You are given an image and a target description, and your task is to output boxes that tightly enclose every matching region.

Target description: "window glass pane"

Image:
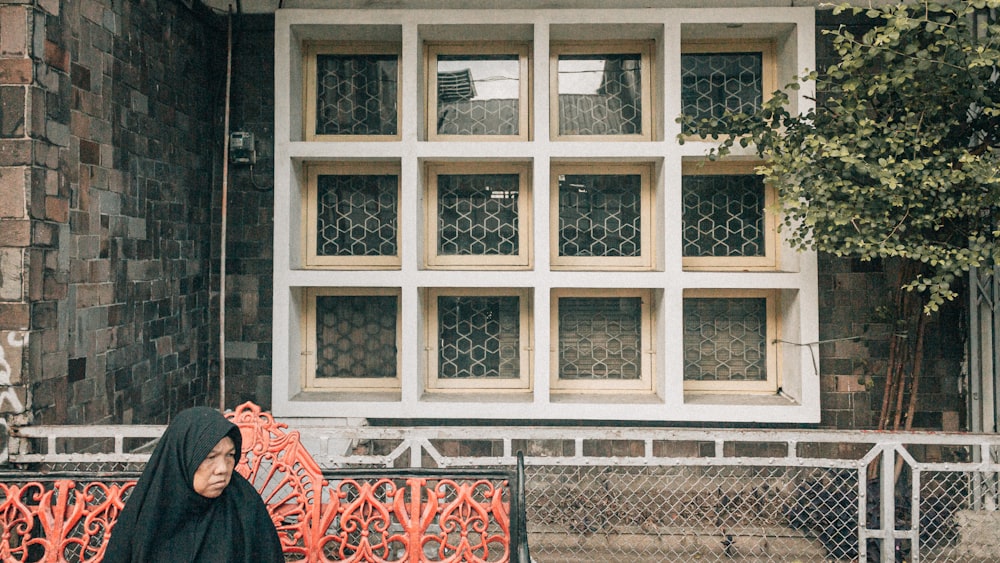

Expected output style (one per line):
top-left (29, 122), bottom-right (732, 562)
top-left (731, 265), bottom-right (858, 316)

top-left (683, 297), bottom-right (767, 382)
top-left (558, 174), bottom-right (642, 257)
top-left (316, 174), bottom-right (398, 257)
top-left (558, 53), bottom-right (642, 135)
top-left (682, 174), bottom-right (765, 257)
top-left (437, 174), bottom-right (520, 256)
top-left (558, 297), bottom-right (642, 380)
top-left (316, 54), bottom-right (398, 135)
top-left (437, 54), bottom-right (520, 135)
top-left (681, 52), bottom-right (762, 132)
top-left (438, 296), bottom-right (521, 379)
top-left (315, 295), bottom-right (397, 378)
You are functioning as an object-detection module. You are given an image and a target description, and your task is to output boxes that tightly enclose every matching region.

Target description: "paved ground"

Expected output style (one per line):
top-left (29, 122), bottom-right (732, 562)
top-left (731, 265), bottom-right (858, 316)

top-left (528, 531), bottom-right (829, 562)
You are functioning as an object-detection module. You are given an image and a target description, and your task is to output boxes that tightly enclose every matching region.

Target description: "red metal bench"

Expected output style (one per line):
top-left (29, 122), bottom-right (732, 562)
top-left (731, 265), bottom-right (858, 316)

top-left (0, 402), bottom-right (530, 562)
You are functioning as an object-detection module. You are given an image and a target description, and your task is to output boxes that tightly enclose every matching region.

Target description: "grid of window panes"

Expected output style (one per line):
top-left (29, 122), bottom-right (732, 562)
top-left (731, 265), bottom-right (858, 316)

top-left (437, 295), bottom-right (522, 380)
top-left (682, 173), bottom-right (764, 258)
top-left (315, 295), bottom-right (398, 379)
top-left (316, 174), bottom-right (398, 257)
top-left (682, 297), bottom-right (767, 382)
top-left (299, 31), bottom-right (790, 397)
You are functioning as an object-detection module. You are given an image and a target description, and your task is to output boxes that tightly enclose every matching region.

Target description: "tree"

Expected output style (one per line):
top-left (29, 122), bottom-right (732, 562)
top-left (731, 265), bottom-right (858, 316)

top-left (679, 0), bottom-right (999, 432)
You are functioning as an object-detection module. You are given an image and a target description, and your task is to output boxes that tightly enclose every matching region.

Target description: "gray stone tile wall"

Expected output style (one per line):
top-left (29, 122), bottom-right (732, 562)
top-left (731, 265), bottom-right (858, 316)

top-left (1, 0), bottom-right (223, 426)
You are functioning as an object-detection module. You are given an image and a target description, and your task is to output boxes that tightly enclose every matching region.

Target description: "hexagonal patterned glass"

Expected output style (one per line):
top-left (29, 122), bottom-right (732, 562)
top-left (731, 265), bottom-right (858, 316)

top-left (558, 297), bottom-right (642, 380)
top-left (558, 54), bottom-right (642, 135)
top-left (683, 297), bottom-right (767, 381)
top-left (681, 52), bottom-right (762, 132)
top-left (315, 295), bottom-right (397, 378)
top-left (437, 174), bottom-right (519, 256)
top-left (682, 174), bottom-right (764, 257)
top-left (316, 174), bottom-right (398, 257)
top-left (316, 54), bottom-right (398, 135)
top-left (437, 55), bottom-right (520, 136)
top-left (437, 296), bottom-right (521, 379)
top-left (557, 174), bottom-right (642, 257)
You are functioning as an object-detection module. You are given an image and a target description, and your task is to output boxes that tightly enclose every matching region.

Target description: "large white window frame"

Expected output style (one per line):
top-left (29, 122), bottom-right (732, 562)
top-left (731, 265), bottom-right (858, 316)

top-left (274, 7), bottom-right (819, 424)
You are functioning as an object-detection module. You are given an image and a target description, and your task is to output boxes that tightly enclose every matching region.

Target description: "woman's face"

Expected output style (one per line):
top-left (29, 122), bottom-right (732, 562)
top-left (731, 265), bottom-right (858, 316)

top-left (192, 435), bottom-right (237, 498)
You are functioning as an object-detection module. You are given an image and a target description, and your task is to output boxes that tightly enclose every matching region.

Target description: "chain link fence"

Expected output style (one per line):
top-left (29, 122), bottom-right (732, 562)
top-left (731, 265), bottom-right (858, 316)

top-left (527, 464), bottom-right (854, 562)
top-left (521, 459), bottom-right (1000, 562)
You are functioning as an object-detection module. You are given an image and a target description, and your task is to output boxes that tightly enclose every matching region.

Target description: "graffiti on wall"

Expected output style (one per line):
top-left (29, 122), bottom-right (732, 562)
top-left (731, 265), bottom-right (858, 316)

top-left (0, 331), bottom-right (27, 412)
top-left (0, 331), bottom-right (28, 462)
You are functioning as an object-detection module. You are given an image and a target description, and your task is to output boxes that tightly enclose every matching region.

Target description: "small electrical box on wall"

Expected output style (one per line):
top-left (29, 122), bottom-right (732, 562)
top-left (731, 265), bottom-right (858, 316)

top-left (229, 131), bottom-right (256, 164)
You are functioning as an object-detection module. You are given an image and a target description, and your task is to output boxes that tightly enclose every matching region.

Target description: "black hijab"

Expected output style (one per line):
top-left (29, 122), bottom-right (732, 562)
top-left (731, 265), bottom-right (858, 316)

top-left (103, 407), bottom-right (284, 563)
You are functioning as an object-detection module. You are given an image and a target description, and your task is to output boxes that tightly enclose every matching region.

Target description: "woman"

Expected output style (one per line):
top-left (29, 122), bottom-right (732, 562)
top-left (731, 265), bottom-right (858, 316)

top-left (103, 406), bottom-right (285, 562)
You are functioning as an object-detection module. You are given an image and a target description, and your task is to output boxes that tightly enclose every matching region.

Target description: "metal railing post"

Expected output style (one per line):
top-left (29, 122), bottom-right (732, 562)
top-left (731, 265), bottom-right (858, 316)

top-left (881, 443), bottom-right (897, 563)
top-left (970, 265), bottom-right (983, 434)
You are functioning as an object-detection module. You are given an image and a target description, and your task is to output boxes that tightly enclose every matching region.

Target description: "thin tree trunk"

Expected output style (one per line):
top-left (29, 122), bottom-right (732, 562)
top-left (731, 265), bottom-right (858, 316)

top-left (877, 262), bottom-right (910, 430)
top-left (890, 325), bottom-right (911, 432)
top-left (878, 328), bottom-right (901, 431)
top-left (895, 308), bottom-right (929, 483)
top-left (902, 308), bottom-right (928, 432)
top-left (871, 262), bottom-right (911, 480)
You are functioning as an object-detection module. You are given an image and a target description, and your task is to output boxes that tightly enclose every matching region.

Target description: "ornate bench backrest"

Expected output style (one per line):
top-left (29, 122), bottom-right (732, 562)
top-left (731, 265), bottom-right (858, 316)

top-left (228, 401), bottom-right (523, 562)
top-left (0, 402), bottom-right (525, 562)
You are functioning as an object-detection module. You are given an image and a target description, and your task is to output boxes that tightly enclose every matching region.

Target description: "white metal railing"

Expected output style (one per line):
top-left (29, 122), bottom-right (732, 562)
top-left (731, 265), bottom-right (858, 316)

top-left (9, 424), bottom-right (162, 464)
top-left (6, 424), bottom-right (1000, 563)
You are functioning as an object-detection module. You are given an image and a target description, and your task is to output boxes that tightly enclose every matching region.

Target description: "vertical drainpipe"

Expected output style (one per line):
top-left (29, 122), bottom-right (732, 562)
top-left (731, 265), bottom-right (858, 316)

top-left (219, 7), bottom-right (233, 411)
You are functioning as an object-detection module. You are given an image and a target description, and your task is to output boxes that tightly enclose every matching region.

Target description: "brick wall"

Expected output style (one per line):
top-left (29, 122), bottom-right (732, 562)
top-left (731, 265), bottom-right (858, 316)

top-left (816, 255), bottom-right (965, 430)
top-left (0, 1), bottom-right (34, 435)
top-left (0, 0), bottom-right (224, 427)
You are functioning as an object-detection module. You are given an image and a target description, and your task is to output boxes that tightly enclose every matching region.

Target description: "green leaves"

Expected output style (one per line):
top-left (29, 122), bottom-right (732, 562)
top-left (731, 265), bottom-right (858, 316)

top-left (678, 0), bottom-right (1000, 313)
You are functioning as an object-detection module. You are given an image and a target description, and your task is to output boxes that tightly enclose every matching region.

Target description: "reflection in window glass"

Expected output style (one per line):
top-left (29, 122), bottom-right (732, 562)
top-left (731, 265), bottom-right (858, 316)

top-left (683, 297), bottom-right (767, 382)
top-left (681, 52), bottom-right (762, 132)
top-left (437, 174), bottom-right (520, 256)
top-left (316, 54), bottom-right (398, 135)
top-left (438, 295), bottom-right (521, 379)
top-left (437, 55), bottom-right (520, 135)
top-left (315, 295), bottom-right (398, 379)
top-left (557, 174), bottom-right (642, 257)
top-left (557, 53), bottom-right (642, 135)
